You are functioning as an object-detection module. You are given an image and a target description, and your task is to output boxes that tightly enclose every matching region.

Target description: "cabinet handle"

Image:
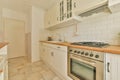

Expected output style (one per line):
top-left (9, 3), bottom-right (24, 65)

top-left (74, 2), bottom-right (76, 8)
top-left (57, 47), bottom-right (60, 48)
top-left (107, 62), bottom-right (110, 72)
top-left (51, 52), bottom-right (54, 56)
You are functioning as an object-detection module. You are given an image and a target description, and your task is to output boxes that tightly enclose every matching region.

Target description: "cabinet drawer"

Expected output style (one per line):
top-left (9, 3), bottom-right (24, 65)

top-left (43, 43), bottom-right (67, 51)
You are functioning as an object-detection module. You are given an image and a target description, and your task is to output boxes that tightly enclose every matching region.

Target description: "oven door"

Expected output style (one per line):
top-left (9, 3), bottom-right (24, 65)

top-left (68, 54), bottom-right (104, 80)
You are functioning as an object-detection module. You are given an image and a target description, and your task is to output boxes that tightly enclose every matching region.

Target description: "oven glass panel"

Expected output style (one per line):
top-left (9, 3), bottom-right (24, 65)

top-left (70, 59), bottom-right (96, 80)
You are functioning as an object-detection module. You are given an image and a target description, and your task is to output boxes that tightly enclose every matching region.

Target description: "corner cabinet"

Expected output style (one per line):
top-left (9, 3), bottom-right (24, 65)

top-left (105, 53), bottom-right (120, 80)
top-left (44, 0), bottom-right (81, 30)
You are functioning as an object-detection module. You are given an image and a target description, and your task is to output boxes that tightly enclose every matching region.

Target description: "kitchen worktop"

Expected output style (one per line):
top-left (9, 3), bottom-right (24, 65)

top-left (40, 41), bottom-right (120, 54)
top-left (0, 42), bottom-right (8, 49)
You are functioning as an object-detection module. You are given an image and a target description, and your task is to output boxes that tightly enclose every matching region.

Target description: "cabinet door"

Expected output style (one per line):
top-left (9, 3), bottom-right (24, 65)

top-left (105, 53), bottom-right (120, 80)
top-left (118, 56), bottom-right (120, 80)
top-left (66, 0), bottom-right (73, 19)
top-left (51, 3), bottom-right (60, 25)
top-left (59, 0), bottom-right (67, 22)
top-left (53, 49), bottom-right (72, 80)
top-left (41, 45), bottom-right (47, 62)
top-left (44, 10), bottom-right (51, 28)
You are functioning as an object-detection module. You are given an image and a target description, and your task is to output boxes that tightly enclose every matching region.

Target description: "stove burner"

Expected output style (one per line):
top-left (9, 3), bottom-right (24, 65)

top-left (71, 42), bottom-right (109, 48)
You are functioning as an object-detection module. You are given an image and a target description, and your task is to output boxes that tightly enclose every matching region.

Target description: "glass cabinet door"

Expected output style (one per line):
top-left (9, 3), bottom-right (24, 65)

top-left (67, 0), bottom-right (72, 18)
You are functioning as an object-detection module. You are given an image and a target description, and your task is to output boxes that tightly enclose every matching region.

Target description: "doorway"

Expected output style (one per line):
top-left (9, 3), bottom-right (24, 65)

top-left (4, 18), bottom-right (26, 59)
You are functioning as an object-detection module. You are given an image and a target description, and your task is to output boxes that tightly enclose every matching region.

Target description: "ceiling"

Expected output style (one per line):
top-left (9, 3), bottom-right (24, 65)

top-left (1, 0), bottom-right (58, 13)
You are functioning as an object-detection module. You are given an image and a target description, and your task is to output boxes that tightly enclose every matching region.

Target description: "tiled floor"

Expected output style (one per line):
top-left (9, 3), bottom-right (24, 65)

top-left (8, 57), bottom-right (62, 80)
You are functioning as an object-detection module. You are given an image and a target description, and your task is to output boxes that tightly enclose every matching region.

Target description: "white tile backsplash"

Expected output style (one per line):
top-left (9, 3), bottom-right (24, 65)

top-left (50, 12), bottom-right (120, 45)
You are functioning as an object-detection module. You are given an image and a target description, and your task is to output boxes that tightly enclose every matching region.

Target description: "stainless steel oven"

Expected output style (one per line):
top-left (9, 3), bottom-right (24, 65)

top-left (68, 47), bottom-right (104, 80)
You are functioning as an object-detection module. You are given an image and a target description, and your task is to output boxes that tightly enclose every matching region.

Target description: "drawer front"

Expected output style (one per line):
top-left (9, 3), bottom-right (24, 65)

top-left (42, 43), bottom-right (67, 51)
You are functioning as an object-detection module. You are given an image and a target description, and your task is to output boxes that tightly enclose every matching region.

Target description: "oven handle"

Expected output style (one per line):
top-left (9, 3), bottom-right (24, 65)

top-left (71, 55), bottom-right (96, 66)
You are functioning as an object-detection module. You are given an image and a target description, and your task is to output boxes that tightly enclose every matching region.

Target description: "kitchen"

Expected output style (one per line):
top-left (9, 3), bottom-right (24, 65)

top-left (0, 0), bottom-right (120, 80)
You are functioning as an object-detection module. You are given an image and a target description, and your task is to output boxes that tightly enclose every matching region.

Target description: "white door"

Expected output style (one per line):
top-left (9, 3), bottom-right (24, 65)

top-left (4, 18), bottom-right (26, 59)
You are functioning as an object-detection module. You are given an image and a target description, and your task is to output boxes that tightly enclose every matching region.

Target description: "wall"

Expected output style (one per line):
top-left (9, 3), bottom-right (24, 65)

top-left (31, 6), bottom-right (45, 62)
top-left (0, 1), bottom-right (3, 42)
top-left (2, 8), bottom-right (28, 33)
top-left (2, 8), bottom-right (28, 58)
top-left (50, 12), bottom-right (120, 45)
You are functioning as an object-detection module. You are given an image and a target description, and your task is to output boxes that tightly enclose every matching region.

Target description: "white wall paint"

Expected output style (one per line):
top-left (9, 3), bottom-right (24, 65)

top-left (31, 6), bottom-right (45, 62)
top-left (50, 12), bottom-right (120, 45)
top-left (0, 2), bottom-right (4, 42)
top-left (2, 8), bottom-right (29, 33)
top-left (1, 8), bottom-right (28, 58)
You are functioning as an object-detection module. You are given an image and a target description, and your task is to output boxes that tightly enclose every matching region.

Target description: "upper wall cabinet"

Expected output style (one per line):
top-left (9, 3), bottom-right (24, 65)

top-left (45, 0), bottom-right (120, 29)
top-left (45, 0), bottom-right (81, 30)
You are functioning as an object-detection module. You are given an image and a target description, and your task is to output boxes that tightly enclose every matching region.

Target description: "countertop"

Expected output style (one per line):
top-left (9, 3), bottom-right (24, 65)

top-left (40, 41), bottom-right (120, 55)
top-left (0, 42), bottom-right (8, 49)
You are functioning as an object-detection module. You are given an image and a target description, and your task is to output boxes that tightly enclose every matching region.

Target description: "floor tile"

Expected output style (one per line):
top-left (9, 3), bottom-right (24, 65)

top-left (8, 57), bottom-right (62, 80)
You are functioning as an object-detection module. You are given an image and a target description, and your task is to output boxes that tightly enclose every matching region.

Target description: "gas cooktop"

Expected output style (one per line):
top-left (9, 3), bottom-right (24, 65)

top-left (71, 42), bottom-right (109, 48)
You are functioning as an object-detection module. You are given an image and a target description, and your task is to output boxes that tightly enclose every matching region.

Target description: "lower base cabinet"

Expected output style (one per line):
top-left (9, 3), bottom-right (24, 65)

top-left (41, 43), bottom-right (72, 80)
top-left (105, 53), bottom-right (120, 80)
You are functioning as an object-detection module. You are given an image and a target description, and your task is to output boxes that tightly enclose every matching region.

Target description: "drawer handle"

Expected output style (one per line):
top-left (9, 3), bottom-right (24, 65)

top-left (57, 47), bottom-right (60, 48)
top-left (51, 52), bottom-right (54, 56)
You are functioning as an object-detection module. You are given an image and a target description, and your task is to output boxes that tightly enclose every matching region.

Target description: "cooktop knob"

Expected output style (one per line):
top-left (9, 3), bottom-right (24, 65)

top-left (69, 50), bottom-right (72, 52)
top-left (74, 50), bottom-right (77, 53)
top-left (85, 52), bottom-right (89, 56)
top-left (81, 52), bottom-right (84, 55)
top-left (90, 54), bottom-right (94, 57)
top-left (95, 55), bottom-right (99, 58)
top-left (77, 51), bottom-right (80, 54)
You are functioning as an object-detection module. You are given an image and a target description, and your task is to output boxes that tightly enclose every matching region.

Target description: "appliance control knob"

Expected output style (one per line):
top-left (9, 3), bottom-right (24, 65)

top-left (81, 52), bottom-right (84, 55)
top-left (77, 51), bottom-right (80, 54)
top-left (95, 55), bottom-right (99, 58)
top-left (90, 54), bottom-right (94, 57)
top-left (85, 52), bottom-right (89, 56)
top-left (74, 50), bottom-right (77, 53)
top-left (69, 50), bottom-right (72, 52)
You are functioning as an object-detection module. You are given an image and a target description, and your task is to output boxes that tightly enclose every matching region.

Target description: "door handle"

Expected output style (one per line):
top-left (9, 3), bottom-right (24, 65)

top-left (107, 62), bottom-right (110, 72)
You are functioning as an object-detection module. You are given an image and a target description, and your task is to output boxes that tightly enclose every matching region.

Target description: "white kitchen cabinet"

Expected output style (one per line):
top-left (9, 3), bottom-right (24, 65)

top-left (0, 45), bottom-right (8, 80)
top-left (105, 53), bottom-right (120, 80)
top-left (52, 46), bottom-right (72, 80)
top-left (44, 9), bottom-right (52, 28)
top-left (41, 44), bottom-right (50, 64)
top-left (44, 0), bottom-right (81, 29)
top-left (40, 43), bottom-right (72, 80)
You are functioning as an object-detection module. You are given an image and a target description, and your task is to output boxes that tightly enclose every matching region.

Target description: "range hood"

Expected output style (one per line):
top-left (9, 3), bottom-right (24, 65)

top-left (75, 0), bottom-right (120, 18)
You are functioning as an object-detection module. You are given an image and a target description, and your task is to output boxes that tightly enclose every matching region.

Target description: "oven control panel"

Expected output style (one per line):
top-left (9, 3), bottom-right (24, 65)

top-left (69, 47), bottom-right (104, 61)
